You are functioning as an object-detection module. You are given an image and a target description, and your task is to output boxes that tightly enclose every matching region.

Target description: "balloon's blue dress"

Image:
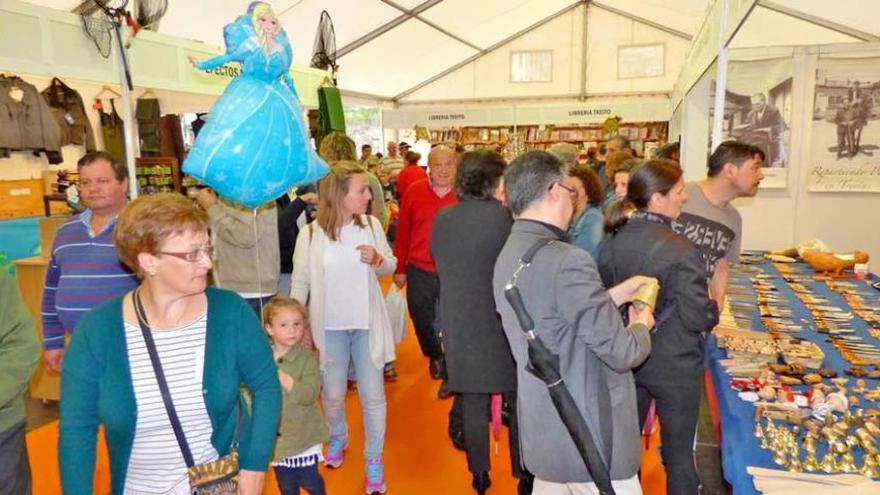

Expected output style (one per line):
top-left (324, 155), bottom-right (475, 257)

top-left (183, 15), bottom-right (328, 208)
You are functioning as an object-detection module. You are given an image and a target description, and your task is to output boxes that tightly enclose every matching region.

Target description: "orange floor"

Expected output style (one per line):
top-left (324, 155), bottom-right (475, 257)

top-left (27, 310), bottom-right (667, 494)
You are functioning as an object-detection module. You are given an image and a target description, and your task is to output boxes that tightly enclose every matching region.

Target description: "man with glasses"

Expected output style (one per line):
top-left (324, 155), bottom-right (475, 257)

top-left (195, 188), bottom-right (280, 315)
top-left (493, 150), bottom-right (654, 495)
top-left (41, 151), bottom-right (139, 373)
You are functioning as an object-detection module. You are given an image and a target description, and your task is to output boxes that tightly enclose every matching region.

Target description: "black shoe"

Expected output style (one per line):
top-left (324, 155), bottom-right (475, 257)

top-left (450, 429), bottom-right (465, 451)
top-left (517, 473), bottom-right (534, 495)
top-left (384, 363), bottom-right (398, 382)
top-left (501, 399), bottom-right (512, 427)
top-left (438, 381), bottom-right (453, 400)
top-left (472, 471), bottom-right (491, 494)
top-left (429, 357), bottom-right (443, 380)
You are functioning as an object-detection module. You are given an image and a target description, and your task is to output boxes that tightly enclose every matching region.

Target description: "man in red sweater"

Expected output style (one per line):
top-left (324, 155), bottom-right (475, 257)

top-left (395, 150), bottom-right (428, 199)
top-left (394, 146), bottom-right (458, 398)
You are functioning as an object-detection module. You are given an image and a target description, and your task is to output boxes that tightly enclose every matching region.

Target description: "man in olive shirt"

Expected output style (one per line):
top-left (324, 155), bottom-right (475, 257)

top-left (673, 140), bottom-right (764, 308)
top-left (0, 270), bottom-right (41, 494)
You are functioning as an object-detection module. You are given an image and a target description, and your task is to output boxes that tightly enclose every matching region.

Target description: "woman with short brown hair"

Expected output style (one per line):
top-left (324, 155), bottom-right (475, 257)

top-left (60, 193), bottom-right (280, 495)
top-left (566, 164), bottom-right (606, 259)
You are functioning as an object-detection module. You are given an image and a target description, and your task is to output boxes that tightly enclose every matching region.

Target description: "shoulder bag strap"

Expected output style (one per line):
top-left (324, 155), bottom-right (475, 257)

top-left (134, 289), bottom-right (196, 467)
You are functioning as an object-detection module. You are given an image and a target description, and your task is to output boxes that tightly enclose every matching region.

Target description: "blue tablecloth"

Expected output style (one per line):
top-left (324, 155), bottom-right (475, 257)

top-left (708, 257), bottom-right (880, 494)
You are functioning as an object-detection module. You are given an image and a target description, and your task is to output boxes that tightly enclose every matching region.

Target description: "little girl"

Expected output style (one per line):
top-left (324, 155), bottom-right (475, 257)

top-left (264, 297), bottom-right (329, 495)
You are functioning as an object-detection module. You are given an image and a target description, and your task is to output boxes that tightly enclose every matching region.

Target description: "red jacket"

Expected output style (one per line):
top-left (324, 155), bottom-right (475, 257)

top-left (394, 179), bottom-right (458, 274)
top-left (396, 164), bottom-right (428, 199)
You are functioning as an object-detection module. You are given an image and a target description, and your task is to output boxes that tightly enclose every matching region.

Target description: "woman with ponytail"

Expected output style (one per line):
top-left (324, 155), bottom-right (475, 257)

top-left (596, 159), bottom-right (719, 495)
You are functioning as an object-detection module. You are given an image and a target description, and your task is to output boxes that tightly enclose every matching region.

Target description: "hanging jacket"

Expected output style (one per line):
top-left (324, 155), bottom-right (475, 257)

top-left (159, 114), bottom-right (186, 164)
top-left (0, 75), bottom-right (61, 162)
top-left (135, 97), bottom-right (161, 156)
top-left (98, 99), bottom-right (126, 166)
top-left (41, 78), bottom-right (97, 164)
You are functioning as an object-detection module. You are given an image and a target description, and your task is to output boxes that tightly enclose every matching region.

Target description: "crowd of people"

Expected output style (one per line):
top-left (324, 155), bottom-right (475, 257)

top-left (0, 133), bottom-right (766, 495)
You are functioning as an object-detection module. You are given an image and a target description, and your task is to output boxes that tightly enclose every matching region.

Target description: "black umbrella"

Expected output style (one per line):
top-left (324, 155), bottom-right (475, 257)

top-left (504, 240), bottom-right (615, 495)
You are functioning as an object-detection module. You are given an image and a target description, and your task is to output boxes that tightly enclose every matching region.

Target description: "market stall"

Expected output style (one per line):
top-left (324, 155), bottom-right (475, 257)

top-left (709, 252), bottom-right (880, 492)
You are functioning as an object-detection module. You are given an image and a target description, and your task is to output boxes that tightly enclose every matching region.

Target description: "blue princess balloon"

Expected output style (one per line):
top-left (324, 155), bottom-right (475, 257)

top-left (184, 2), bottom-right (329, 208)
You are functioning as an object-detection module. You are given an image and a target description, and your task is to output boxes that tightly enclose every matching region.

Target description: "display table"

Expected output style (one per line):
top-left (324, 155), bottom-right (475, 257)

top-left (708, 255), bottom-right (879, 494)
top-left (13, 255), bottom-right (60, 401)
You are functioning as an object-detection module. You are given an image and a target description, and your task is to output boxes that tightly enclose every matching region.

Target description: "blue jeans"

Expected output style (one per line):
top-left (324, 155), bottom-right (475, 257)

top-left (273, 464), bottom-right (325, 495)
top-left (323, 329), bottom-right (386, 459)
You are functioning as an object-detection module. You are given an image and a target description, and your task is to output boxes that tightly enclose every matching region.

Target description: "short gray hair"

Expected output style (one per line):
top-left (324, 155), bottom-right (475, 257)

top-left (504, 151), bottom-right (566, 215)
top-left (547, 142), bottom-right (579, 167)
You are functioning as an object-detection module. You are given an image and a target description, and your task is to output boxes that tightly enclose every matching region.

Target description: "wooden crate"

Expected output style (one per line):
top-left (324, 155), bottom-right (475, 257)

top-left (0, 179), bottom-right (45, 219)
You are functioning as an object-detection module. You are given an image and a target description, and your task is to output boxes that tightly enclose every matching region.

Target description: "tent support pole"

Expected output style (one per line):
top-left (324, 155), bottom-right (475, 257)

top-left (115, 30), bottom-right (139, 199)
top-left (336, 0), bottom-right (444, 59)
top-left (580, 1), bottom-right (589, 101)
top-left (757, 1), bottom-right (878, 42)
top-left (590, 1), bottom-right (692, 40)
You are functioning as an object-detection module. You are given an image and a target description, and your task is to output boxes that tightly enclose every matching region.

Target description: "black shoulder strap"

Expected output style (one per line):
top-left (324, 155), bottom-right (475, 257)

top-left (521, 238), bottom-right (554, 265)
top-left (134, 290), bottom-right (244, 467)
top-left (134, 290), bottom-right (195, 467)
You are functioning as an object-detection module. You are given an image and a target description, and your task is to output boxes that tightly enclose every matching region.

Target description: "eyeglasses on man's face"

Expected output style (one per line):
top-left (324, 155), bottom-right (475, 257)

top-left (156, 245), bottom-right (214, 262)
top-left (549, 181), bottom-right (578, 199)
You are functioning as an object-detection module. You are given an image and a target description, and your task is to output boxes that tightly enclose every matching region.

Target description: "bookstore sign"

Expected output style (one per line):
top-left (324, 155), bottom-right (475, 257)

top-left (533, 101), bottom-right (670, 125)
top-left (384, 107), bottom-right (515, 128)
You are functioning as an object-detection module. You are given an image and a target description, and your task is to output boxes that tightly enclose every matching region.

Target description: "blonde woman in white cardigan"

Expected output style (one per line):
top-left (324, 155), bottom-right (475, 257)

top-left (291, 162), bottom-right (396, 495)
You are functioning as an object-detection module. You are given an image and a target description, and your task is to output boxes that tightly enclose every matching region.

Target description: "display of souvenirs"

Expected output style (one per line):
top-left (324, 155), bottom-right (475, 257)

top-left (720, 251), bottom-right (880, 479)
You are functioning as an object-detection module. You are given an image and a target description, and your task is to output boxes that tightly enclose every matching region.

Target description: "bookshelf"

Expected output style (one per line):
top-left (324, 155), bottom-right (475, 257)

top-left (427, 122), bottom-right (668, 161)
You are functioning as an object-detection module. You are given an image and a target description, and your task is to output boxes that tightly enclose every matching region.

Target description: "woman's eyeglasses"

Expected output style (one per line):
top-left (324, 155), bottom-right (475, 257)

top-left (156, 246), bottom-right (214, 262)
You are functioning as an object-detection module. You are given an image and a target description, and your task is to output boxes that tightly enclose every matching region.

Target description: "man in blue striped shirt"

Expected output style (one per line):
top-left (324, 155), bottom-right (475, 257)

top-left (41, 151), bottom-right (138, 372)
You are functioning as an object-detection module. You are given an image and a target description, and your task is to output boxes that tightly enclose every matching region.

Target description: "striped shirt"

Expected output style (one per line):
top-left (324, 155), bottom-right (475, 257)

top-left (40, 210), bottom-right (138, 349)
top-left (123, 314), bottom-right (218, 495)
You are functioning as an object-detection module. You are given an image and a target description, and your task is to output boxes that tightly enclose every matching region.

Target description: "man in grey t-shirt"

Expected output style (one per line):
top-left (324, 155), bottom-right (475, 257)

top-left (672, 141), bottom-right (764, 308)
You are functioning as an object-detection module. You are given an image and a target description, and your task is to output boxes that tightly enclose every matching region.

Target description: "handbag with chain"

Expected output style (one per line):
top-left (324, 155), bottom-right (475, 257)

top-left (134, 289), bottom-right (243, 494)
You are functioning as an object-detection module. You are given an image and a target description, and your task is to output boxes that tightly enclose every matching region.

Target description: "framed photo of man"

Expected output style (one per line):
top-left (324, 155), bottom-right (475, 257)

top-left (710, 57), bottom-right (793, 189)
top-left (808, 56), bottom-right (880, 193)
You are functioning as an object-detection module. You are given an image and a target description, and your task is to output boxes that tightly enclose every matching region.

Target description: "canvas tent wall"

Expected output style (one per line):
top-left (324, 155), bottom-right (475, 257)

top-left (673, 0), bottom-right (880, 269)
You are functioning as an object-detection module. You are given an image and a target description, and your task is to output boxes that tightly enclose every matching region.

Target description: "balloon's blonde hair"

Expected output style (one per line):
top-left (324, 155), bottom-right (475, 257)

top-left (250, 2), bottom-right (278, 57)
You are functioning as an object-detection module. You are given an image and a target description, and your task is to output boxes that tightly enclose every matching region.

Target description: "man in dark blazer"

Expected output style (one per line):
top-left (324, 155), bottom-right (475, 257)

top-left (431, 151), bottom-right (526, 494)
top-left (493, 151), bottom-right (655, 494)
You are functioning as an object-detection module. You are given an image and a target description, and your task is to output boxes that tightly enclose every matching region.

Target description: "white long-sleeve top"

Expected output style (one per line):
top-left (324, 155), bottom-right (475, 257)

top-left (291, 215), bottom-right (397, 370)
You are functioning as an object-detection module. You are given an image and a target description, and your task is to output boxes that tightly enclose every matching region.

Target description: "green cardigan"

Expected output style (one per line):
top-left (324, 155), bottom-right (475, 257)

top-left (0, 270), bottom-right (40, 434)
top-left (59, 287), bottom-right (281, 495)
top-left (273, 345), bottom-right (329, 461)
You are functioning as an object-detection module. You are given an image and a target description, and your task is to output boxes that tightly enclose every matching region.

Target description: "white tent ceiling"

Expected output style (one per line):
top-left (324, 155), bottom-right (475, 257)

top-left (23, 0), bottom-right (880, 101)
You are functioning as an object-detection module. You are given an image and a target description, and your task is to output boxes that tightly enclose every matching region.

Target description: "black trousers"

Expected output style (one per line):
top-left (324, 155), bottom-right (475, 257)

top-left (273, 464), bottom-right (326, 495)
top-left (450, 392), bottom-right (524, 477)
top-left (636, 379), bottom-right (702, 495)
top-left (405, 265), bottom-right (443, 360)
top-left (0, 421), bottom-right (31, 495)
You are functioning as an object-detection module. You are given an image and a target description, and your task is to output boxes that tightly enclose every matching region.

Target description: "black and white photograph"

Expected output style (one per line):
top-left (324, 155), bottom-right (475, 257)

top-left (710, 58), bottom-right (793, 188)
top-left (809, 56), bottom-right (880, 192)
